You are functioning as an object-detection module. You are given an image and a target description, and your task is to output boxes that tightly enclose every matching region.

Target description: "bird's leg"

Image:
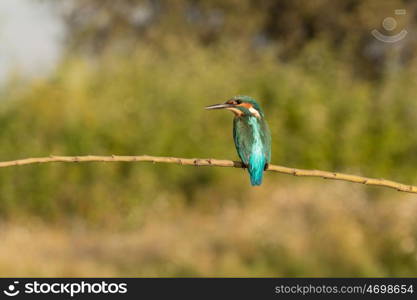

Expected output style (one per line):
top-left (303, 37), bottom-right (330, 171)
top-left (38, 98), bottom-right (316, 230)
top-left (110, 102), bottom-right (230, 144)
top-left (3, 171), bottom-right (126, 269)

top-left (264, 163), bottom-right (269, 171)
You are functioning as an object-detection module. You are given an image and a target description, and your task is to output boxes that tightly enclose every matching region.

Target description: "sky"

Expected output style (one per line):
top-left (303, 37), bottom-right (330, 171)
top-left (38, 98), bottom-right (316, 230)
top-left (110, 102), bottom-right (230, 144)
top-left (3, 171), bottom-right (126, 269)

top-left (0, 0), bottom-right (64, 81)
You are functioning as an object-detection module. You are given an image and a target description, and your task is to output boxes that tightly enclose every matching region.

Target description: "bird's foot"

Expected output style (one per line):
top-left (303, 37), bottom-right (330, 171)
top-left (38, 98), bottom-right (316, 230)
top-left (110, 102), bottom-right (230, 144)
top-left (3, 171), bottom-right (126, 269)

top-left (264, 163), bottom-right (269, 171)
top-left (241, 163), bottom-right (248, 169)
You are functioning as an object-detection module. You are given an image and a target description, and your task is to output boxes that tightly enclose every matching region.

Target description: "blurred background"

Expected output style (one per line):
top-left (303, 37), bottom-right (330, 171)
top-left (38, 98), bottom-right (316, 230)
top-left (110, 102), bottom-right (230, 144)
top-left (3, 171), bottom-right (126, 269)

top-left (0, 0), bottom-right (417, 276)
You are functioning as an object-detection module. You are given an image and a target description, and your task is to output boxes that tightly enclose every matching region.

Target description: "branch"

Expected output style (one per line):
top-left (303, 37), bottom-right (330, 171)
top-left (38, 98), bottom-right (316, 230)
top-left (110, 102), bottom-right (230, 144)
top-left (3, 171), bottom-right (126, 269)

top-left (0, 155), bottom-right (416, 194)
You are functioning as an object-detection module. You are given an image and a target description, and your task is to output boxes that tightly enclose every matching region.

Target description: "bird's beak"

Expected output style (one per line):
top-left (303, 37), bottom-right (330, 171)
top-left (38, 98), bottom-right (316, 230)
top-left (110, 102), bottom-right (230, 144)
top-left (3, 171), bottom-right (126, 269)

top-left (204, 103), bottom-right (232, 110)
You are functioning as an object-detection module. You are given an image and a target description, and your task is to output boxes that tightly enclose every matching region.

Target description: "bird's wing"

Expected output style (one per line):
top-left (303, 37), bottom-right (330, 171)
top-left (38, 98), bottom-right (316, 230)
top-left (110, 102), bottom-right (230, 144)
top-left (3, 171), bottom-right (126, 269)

top-left (233, 117), bottom-right (255, 165)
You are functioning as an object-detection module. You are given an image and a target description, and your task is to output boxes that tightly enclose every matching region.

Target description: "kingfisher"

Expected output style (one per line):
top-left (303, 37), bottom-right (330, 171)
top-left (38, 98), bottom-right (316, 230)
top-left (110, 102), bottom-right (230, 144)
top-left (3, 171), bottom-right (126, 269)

top-left (205, 95), bottom-right (271, 186)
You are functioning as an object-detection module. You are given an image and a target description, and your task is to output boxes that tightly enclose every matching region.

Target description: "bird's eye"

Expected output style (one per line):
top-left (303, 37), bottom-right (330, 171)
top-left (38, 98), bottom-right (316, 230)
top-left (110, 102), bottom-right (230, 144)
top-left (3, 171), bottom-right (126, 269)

top-left (235, 100), bottom-right (242, 104)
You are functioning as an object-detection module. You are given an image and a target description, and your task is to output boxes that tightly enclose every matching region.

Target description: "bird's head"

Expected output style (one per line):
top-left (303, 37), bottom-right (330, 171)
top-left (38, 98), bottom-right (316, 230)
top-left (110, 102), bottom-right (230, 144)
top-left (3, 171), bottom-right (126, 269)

top-left (205, 96), bottom-right (264, 118)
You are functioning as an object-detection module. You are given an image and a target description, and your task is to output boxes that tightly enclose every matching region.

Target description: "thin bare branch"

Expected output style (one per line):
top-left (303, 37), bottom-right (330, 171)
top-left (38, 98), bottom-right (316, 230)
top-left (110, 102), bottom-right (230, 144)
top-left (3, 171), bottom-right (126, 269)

top-left (0, 155), bottom-right (415, 193)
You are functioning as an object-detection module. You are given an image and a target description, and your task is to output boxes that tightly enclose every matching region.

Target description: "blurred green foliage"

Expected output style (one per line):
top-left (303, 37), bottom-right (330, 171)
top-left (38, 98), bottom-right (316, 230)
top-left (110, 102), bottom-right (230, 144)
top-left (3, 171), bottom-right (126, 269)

top-left (1, 0), bottom-right (417, 276)
top-left (54, 0), bottom-right (417, 78)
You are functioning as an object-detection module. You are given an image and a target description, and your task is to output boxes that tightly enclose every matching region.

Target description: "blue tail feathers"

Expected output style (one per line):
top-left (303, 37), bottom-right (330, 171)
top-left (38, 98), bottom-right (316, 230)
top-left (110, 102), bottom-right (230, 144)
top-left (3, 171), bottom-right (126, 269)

top-left (248, 154), bottom-right (266, 186)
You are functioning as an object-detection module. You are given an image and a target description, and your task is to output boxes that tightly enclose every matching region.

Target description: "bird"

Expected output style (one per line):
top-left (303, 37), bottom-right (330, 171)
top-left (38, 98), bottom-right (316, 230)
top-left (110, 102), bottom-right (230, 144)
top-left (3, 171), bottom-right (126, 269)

top-left (205, 95), bottom-right (271, 186)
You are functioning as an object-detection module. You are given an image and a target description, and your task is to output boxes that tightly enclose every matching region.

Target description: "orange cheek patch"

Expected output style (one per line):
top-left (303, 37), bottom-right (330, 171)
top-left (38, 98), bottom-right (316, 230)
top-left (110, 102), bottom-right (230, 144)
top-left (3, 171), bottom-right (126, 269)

top-left (226, 107), bottom-right (243, 116)
top-left (237, 103), bottom-right (261, 118)
top-left (238, 103), bottom-right (253, 109)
